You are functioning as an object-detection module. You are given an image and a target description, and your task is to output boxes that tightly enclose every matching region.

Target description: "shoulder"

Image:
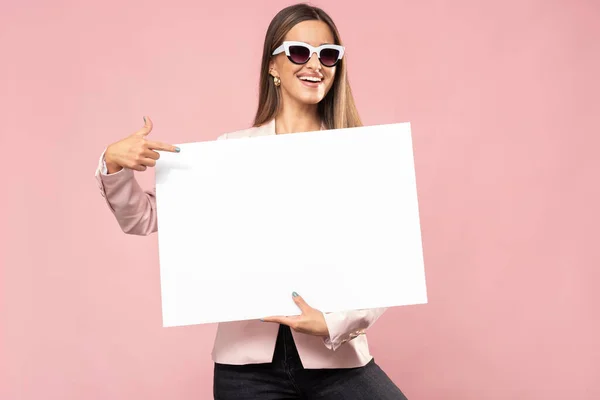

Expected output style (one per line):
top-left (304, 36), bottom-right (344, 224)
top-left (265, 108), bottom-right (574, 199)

top-left (216, 120), bottom-right (274, 140)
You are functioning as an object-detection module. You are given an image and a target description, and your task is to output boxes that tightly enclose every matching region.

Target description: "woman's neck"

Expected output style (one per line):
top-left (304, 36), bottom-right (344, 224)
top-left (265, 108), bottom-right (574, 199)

top-left (274, 102), bottom-right (321, 134)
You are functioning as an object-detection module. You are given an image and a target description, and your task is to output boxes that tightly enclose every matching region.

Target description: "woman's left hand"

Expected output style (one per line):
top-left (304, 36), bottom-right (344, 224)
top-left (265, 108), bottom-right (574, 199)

top-left (262, 292), bottom-right (330, 337)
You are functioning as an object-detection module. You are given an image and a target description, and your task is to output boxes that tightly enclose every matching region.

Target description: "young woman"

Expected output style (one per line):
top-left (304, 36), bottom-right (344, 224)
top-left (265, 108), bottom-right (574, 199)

top-left (96, 3), bottom-right (408, 399)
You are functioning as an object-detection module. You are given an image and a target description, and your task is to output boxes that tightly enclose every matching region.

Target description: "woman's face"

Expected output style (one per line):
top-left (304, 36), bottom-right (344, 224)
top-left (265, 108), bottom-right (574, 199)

top-left (270, 20), bottom-right (337, 108)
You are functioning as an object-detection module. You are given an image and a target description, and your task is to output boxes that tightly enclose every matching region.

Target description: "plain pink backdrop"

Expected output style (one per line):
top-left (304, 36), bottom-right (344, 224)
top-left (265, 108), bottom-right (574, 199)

top-left (1, 0), bottom-right (599, 399)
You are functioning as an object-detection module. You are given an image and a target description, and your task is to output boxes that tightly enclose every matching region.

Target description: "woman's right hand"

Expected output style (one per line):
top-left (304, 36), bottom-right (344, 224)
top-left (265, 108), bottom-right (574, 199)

top-left (104, 116), bottom-right (180, 174)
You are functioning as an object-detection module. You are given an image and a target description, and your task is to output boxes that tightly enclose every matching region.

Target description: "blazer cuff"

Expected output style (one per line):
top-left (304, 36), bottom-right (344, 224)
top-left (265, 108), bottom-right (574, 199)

top-left (322, 311), bottom-right (367, 352)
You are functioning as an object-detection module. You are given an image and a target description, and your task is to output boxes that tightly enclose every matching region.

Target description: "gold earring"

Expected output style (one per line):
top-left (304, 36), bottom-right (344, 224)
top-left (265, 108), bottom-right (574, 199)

top-left (269, 68), bottom-right (281, 87)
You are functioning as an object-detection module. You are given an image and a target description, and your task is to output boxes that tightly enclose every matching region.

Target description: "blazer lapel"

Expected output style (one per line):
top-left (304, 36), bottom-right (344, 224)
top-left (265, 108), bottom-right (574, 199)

top-left (250, 119), bottom-right (276, 137)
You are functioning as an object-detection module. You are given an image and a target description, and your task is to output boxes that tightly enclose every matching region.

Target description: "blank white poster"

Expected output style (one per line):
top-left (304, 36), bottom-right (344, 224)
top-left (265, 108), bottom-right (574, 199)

top-left (155, 123), bottom-right (427, 327)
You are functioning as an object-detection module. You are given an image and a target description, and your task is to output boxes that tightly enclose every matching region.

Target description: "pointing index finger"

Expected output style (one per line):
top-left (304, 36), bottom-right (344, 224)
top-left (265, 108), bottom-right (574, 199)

top-left (147, 140), bottom-right (180, 153)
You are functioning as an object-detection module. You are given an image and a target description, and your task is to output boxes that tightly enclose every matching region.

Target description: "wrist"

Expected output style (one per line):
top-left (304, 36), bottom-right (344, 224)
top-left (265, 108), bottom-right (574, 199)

top-left (319, 312), bottom-right (330, 337)
top-left (104, 146), bottom-right (123, 174)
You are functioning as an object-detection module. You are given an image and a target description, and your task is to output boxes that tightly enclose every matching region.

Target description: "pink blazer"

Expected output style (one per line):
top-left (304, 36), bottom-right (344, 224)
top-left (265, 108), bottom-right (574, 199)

top-left (94, 119), bottom-right (387, 369)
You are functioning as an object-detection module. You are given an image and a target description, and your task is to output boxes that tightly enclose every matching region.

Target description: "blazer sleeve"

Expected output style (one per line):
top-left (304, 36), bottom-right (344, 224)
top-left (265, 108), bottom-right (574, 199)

top-left (95, 134), bottom-right (229, 236)
top-left (322, 307), bottom-right (387, 351)
top-left (95, 149), bottom-right (158, 236)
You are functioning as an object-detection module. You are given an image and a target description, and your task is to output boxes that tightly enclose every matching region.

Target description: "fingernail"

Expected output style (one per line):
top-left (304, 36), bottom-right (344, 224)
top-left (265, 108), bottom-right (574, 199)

top-left (292, 292), bottom-right (299, 297)
top-left (259, 319), bottom-right (265, 322)
top-left (143, 116), bottom-right (146, 123)
top-left (175, 147), bottom-right (181, 153)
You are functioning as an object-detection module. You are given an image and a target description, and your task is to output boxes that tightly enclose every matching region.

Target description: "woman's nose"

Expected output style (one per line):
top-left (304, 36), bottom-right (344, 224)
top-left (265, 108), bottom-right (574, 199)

top-left (305, 52), bottom-right (321, 70)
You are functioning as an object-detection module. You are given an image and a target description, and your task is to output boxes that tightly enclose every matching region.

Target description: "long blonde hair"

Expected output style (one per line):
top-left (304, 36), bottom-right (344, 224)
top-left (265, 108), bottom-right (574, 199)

top-left (253, 3), bottom-right (362, 130)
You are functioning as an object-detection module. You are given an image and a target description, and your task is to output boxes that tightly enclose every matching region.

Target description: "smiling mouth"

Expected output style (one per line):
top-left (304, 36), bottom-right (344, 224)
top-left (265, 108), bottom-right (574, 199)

top-left (299, 76), bottom-right (322, 82)
top-left (298, 76), bottom-right (323, 87)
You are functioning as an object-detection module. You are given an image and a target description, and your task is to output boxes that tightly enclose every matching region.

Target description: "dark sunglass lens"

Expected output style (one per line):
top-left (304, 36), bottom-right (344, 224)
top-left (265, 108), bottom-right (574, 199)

top-left (288, 45), bottom-right (310, 64)
top-left (319, 48), bottom-right (340, 66)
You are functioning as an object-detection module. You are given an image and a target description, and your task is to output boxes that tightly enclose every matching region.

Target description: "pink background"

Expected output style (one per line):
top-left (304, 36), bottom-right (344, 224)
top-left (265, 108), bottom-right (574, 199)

top-left (1, 0), bottom-right (599, 399)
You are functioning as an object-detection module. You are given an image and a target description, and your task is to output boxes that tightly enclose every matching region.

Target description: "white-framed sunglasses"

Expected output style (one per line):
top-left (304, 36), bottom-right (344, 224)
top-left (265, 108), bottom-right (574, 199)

top-left (272, 41), bottom-right (345, 67)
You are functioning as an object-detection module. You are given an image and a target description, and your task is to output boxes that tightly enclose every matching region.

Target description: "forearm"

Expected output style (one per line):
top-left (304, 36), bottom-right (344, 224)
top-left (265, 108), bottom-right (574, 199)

top-left (95, 151), bottom-right (158, 236)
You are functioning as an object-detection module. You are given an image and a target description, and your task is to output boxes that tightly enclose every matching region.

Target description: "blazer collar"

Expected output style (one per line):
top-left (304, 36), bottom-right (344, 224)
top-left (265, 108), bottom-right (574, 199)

top-left (252, 119), bottom-right (325, 137)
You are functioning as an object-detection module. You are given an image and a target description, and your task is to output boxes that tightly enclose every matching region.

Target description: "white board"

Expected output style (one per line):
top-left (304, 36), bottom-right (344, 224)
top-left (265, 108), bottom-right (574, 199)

top-left (155, 123), bottom-right (427, 327)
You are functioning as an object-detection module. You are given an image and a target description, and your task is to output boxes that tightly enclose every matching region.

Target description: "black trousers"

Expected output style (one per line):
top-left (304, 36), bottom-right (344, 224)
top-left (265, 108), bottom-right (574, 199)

top-left (214, 324), bottom-right (408, 399)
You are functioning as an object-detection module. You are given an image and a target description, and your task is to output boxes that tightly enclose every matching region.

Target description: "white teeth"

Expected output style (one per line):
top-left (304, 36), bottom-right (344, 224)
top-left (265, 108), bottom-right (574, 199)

top-left (299, 76), bottom-right (322, 82)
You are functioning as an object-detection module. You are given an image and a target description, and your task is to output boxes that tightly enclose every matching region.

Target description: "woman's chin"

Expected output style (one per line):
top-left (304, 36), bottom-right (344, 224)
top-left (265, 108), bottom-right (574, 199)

top-left (283, 88), bottom-right (327, 107)
top-left (296, 93), bottom-right (325, 105)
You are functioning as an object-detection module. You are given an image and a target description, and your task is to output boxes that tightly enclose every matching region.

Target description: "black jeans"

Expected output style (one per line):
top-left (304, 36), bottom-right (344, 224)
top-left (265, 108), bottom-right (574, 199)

top-left (214, 324), bottom-right (408, 399)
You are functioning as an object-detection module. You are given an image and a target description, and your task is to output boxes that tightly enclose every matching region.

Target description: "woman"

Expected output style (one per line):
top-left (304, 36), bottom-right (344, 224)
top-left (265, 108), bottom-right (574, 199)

top-left (95, 3), bottom-right (408, 399)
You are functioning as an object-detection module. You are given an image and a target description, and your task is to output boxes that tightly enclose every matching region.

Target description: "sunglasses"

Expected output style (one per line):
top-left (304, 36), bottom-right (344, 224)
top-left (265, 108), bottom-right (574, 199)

top-left (272, 41), bottom-right (345, 67)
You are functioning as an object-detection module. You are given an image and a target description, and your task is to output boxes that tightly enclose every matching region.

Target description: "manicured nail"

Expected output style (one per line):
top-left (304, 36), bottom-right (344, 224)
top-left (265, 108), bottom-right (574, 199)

top-left (292, 292), bottom-right (299, 297)
top-left (143, 116), bottom-right (146, 123)
top-left (260, 318), bottom-right (265, 322)
top-left (175, 147), bottom-right (181, 153)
